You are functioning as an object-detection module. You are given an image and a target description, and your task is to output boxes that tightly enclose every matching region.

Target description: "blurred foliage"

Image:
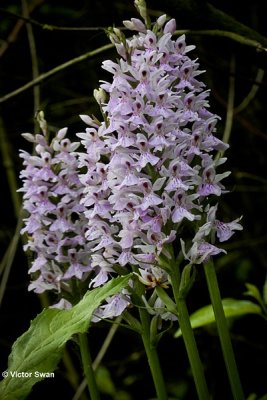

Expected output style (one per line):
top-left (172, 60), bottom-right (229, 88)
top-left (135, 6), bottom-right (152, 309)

top-left (0, 0), bottom-right (267, 399)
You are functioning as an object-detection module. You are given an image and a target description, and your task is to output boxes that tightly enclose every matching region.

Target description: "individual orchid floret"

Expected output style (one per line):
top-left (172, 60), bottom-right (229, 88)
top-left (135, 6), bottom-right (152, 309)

top-left (92, 290), bottom-right (131, 322)
top-left (193, 204), bottom-right (243, 243)
top-left (137, 266), bottom-right (169, 289)
top-left (181, 239), bottom-right (227, 265)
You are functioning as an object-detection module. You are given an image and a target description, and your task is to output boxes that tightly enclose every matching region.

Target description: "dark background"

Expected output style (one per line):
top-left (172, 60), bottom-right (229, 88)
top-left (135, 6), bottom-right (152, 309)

top-left (0, 1), bottom-right (267, 399)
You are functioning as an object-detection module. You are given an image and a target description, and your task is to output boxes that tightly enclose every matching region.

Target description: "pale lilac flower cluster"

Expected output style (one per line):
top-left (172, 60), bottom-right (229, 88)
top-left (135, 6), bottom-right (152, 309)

top-left (19, 14), bottom-right (242, 318)
top-left (19, 127), bottom-right (92, 307)
top-left (77, 15), bottom-right (242, 297)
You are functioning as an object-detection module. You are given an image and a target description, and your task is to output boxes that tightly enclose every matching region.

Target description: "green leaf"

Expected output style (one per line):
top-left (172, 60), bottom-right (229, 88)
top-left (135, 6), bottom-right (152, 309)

top-left (175, 298), bottom-right (262, 338)
top-left (246, 394), bottom-right (257, 400)
top-left (0, 275), bottom-right (132, 400)
top-left (244, 282), bottom-right (267, 314)
top-left (244, 282), bottom-right (263, 305)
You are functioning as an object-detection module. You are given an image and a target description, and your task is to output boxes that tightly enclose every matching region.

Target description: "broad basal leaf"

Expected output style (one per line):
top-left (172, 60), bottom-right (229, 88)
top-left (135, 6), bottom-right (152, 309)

top-left (0, 274), bottom-right (132, 400)
top-left (175, 298), bottom-right (262, 338)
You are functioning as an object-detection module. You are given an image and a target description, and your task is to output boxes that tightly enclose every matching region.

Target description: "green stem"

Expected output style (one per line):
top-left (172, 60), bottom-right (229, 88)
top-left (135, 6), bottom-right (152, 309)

top-left (138, 305), bottom-right (169, 400)
top-left (204, 260), bottom-right (244, 400)
top-left (0, 213), bottom-right (23, 306)
top-left (73, 317), bottom-right (122, 400)
top-left (132, 269), bottom-right (168, 400)
top-left (170, 266), bottom-right (211, 400)
top-left (222, 54), bottom-right (235, 148)
top-left (78, 333), bottom-right (100, 400)
top-left (0, 114), bottom-right (21, 218)
top-left (174, 29), bottom-right (265, 50)
top-left (0, 43), bottom-right (114, 104)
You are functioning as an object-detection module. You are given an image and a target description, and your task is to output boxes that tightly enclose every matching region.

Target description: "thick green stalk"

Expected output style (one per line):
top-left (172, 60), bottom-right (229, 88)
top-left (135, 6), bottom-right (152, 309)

top-left (138, 305), bottom-right (169, 400)
top-left (204, 260), bottom-right (244, 400)
top-left (132, 269), bottom-right (168, 400)
top-left (78, 333), bottom-right (100, 400)
top-left (170, 266), bottom-right (211, 400)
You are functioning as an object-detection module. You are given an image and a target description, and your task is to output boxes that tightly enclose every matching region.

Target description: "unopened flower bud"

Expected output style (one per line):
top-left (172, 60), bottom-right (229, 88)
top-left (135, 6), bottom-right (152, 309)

top-left (35, 110), bottom-right (47, 135)
top-left (21, 133), bottom-right (36, 143)
top-left (93, 88), bottom-right (106, 105)
top-left (156, 14), bottom-right (167, 28)
top-left (113, 27), bottom-right (122, 38)
top-left (164, 18), bottom-right (176, 34)
top-left (79, 114), bottom-right (101, 127)
top-left (123, 18), bottom-right (146, 32)
top-left (134, 0), bottom-right (150, 28)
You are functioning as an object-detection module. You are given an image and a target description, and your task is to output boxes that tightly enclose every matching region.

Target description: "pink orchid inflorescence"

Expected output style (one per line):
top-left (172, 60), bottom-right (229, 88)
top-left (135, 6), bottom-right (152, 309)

top-left (19, 14), bottom-right (242, 316)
